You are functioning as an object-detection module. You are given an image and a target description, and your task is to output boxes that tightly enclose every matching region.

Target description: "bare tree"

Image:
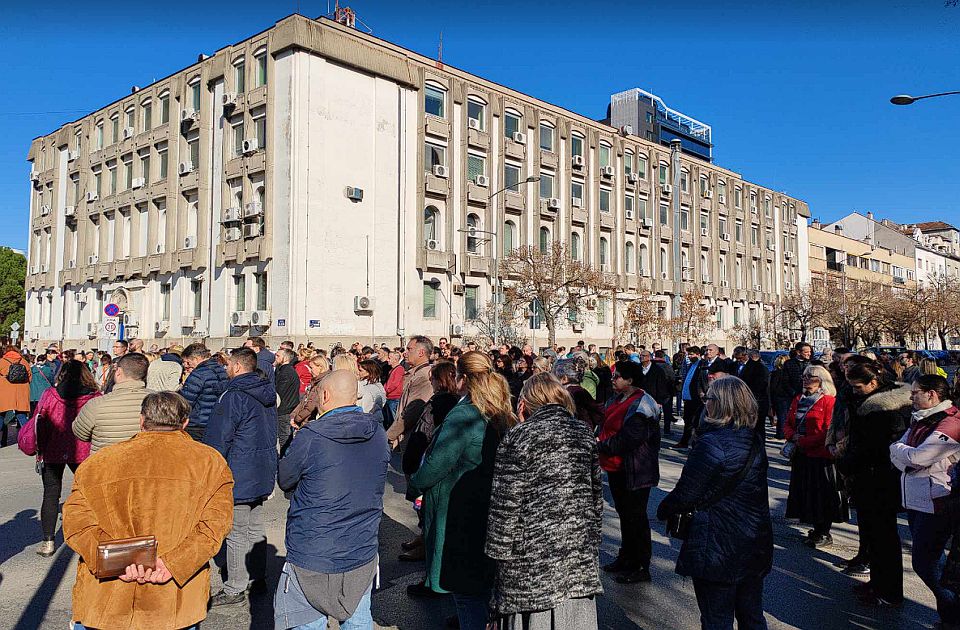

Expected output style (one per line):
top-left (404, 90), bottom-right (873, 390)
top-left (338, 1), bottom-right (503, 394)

top-left (654, 287), bottom-right (713, 345)
top-left (467, 300), bottom-right (527, 349)
top-left (923, 273), bottom-right (960, 349)
top-left (501, 240), bottom-right (617, 347)
top-left (825, 282), bottom-right (886, 348)
top-left (776, 283), bottom-right (831, 342)
top-left (875, 287), bottom-right (921, 347)
top-left (618, 286), bottom-right (659, 345)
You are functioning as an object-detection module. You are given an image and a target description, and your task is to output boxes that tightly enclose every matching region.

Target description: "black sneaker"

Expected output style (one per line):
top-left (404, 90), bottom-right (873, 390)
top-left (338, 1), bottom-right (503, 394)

top-left (615, 568), bottom-right (652, 584)
top-left (843, 563), bottom-right (871, 577)
top-left (601, 558), bottom-right (633, 573)
top-left (805, 533), bottom-right (833, 548)
top-left (406, 581), bottom-right (442, 599)
top-left (209, 589), bottom-right (246, 607)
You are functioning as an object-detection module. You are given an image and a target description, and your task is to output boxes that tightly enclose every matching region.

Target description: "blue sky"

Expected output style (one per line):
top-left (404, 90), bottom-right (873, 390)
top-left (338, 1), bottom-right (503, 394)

top-left (2, 0), bottom-right (958, 250)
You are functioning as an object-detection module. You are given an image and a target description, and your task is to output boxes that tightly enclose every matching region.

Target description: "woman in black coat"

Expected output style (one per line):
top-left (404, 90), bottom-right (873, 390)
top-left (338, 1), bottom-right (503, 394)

top-left (486, 373), bottom-right (603, 629)
top-left (837, 361), bottom-right (912, 607)
top-left (657, 377), bottom-right (772, 630)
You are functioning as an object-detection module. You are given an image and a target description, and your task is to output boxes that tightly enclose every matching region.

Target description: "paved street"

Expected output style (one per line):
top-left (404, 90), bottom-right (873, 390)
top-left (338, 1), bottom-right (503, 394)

top-left (0, 428), bottom-right (945, 630)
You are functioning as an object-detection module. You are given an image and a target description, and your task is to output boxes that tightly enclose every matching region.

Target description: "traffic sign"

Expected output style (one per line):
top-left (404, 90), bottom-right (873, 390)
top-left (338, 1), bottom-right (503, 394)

top-left (103, 317), bottom-right (120, 339)
top-left (104, 303), bottom-right (120, 317)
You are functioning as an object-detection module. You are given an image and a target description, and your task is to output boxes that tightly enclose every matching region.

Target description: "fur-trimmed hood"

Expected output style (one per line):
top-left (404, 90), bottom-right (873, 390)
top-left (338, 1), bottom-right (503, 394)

top-left (858, 382), bottom-right (912, 416)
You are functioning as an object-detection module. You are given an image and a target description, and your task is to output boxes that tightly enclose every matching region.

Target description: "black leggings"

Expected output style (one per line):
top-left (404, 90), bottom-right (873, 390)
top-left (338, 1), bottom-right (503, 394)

top-left (41, 462), bottom-right (79, 540)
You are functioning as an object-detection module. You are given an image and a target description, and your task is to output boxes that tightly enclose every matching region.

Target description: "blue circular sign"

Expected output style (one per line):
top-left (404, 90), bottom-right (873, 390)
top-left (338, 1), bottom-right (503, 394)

top-left (104, 303), bottom-right (120, 317)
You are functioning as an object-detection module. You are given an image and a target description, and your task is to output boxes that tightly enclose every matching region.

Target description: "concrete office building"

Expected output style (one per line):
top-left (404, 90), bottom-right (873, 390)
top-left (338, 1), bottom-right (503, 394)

top-left (609, 88), bottom-right (713, 162)
top-left (23, 13), bottom-right (808, 351)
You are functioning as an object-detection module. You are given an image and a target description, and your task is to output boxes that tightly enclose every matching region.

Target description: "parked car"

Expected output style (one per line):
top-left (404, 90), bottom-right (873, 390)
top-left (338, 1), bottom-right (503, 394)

top-left (759, 350), bottom-right (790, 372)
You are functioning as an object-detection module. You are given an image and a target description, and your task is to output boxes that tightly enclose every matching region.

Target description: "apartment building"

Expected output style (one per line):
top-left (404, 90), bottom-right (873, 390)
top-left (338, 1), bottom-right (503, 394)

top-left (23, 14), bottom-right (809, 350)
top-left (901, 221), bottom-right (960, 283)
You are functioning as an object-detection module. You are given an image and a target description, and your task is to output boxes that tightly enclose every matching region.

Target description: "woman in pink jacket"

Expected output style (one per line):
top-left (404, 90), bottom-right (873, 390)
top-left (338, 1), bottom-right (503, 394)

top-left (19, 360), bottom-right (101, 557)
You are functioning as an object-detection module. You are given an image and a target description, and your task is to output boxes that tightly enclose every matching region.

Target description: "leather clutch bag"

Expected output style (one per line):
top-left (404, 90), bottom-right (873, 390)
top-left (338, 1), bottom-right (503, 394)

top-left (95, 536), bottom-right (157, 580)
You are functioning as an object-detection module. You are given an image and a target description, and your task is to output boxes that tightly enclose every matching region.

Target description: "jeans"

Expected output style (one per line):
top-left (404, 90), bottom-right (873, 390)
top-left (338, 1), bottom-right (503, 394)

top-left (41, 462), bottom-right (79, 539)
top-left (772, 397), bottom-right (791, 439)
top-left (224, 500), bottom-right (266, 595)
top-left (692, 574), bottom-right (767, 630)
top-left (607, 471), bottom-right (652, 569)
top-left (453, 592), bottom-right (490, 630)
top-left (908, 510), bottom-right (959, 623)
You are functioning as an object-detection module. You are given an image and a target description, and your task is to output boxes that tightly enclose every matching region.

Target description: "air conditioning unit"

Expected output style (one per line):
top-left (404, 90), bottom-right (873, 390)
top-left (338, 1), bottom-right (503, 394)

top-left (432, 164), bottom-right (448, 178)
top-left (660, 272), bottom-right (668, 279)
top-left (88, 255), bottom-right (99, 265)
top-left (718, 194), bottom-right (726, 204)
top-left (425, 238), bottom-right (440, 251)
top-left (345, 186), bottom-right (363, 202)
top-left (180, 108), bottom-right (198, 124)
top-left (512, 131), bottom-right (526, 144)
top-left (784, 251), bottom-right (793, 260)
top-left (601, 165), bottom-right (614, 178)
top-left (64, 206), bottom-right (76, 217)
top-left (30, 172), bottom-right (40, 184)
top-left (600, 264), bottom-right (610, 272)
top-left (224, 227), bottom-right (242, 242)
top-left (123, 312), bottom-right (139, 327)
top-left (353, 295), bottom-right (374, 312)
top-left (231, 311), bottom-right (250, 327)
top-left (571, 155), bottom-right (584, 168)
top-left (155, 320), bottom-right (170, 333)
top-left (451, 323), bottom-right (465, 337)
top-left (242, 223), bottom-right (261, 239)
top-left (643, 217), bottom-right (654, 228)
top-left (243, 201), bottom-right (263, 218)
top-left (751, 206), bottom-right (758, 214)
top-left (625, 209), bottom-right (635, 221)
top-left (86, 322), bottom-right (99, 336)
top-left (131, 177), bottom-right (145, 189)
top-left (67, 259), bottom-right (76, 269)
top-left (627, 173), bottom-right (639, 184)
top-left (662, 184), bottom-right (673, 194)
top-left (586, 297), bottom-right (598, 310)
top-left (572, 197), bottom-right (583, 208)
top-left (452, 283), bottom-right (465, 295)
top-left (767, 243), bottom-right (776, 251)
top-left (178, 161), bottom-right (194, 176)
top-left (474, 175), bottom-right (489, 187)
top-left (704, 190), bottom-right (714, 199)
top-left (701, 228), bottom-right (709, 237)
top-left (122, 126), bottom-right (135, 139)
top-left (183, 236), bottom-right (196, 249)
top-left (222, 207), bottom-right (242, 222)
top-left (250, 310), bottom-right (271, 327)
top-left (40, 263), bottom-right (49, 273)
top-left (572, 322), bottom-right (584, 333)
top-left (39, 205), bottom-right (51, 216)
top-left (86, 191), bottom-right (98, 202)
top-left (785, 281), bottom-right (793, 290)
top-left (68, 150), bottom-right (79, 162)
top-left (720, 279), bottom-right (729, 287)
top-left (547, 197), bottom-right (560, 210)
top-left (155, 243), bottom-right (164, 254)
top-left (241, 138), bottom-right (259, 155)
top-left (467, 118), bottom-right (481, 130)
top-left (720, 233), bottom-right (731, 241)
top-left (754, 284), bottom-right (763, 291)
top-left (181, 315), bottom-right (197, 328)
top-left (222, 93), bottom-right (239, 109)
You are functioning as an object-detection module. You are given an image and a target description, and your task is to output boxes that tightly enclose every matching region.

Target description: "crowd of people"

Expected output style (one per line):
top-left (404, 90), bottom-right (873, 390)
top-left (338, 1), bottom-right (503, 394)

top-left (1, 333), bottom-right (960, 630)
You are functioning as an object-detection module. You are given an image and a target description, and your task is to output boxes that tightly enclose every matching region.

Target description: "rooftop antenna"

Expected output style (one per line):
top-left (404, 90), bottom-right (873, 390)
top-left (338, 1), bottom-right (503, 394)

top-left (436, 31), bottom-right (443, 69)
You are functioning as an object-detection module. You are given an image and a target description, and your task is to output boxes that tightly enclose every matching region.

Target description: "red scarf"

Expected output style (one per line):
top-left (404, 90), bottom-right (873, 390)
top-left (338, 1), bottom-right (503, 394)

top-left (599, 389), bottom-right (645, 472)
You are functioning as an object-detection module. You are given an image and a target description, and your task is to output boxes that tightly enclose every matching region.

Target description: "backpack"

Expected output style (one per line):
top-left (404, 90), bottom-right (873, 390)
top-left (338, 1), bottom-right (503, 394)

top-left (4, 358), bottom-right (29, 384)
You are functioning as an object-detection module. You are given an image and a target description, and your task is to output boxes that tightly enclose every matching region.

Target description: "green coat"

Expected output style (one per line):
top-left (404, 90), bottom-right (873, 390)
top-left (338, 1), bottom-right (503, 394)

top-left (409, 398), bottom-right (499, 595)
top-left (581, 369), bottom-right (599, 399)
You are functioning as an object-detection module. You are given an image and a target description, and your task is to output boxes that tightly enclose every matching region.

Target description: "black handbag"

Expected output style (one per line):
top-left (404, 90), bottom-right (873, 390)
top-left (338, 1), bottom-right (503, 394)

top-left (666, 437), bottom-right (762, 541)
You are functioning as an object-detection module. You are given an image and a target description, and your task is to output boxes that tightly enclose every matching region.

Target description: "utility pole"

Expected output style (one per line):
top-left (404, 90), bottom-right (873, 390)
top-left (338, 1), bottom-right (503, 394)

top-left (670, 139), bottom-right (683, 343)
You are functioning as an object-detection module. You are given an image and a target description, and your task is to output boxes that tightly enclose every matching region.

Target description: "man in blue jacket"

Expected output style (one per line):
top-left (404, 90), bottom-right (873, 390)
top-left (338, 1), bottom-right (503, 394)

top-left (244, 336), bottom-right (275, 381)
top-left (275, 370), bottom-right (390, 629)
top-left (204, 347), bottom-right (278, 607)
top-left (179, 343), bottom-right (228, 441)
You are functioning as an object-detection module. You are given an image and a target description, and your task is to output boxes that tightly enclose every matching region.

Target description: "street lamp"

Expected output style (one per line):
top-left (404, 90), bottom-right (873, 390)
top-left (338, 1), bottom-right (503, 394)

top-left (890, 91), bottom-right (960, 105)
top-left (458, 175), bottom-right (539, 347)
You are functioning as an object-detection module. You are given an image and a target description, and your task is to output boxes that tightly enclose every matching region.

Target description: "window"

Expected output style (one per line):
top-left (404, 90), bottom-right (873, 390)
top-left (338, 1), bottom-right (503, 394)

top-left (680, 206), bottom-right (689, 231)
top-left (539, 123), bottom-right (554, 152)
top-left (95, 122), bottom-right (104, 149)
top-left (467, 98), bottom-right (485, 129)
top-left (625, 194), bottom-right (634, 218)
top-left (539, 227), bottom-right (550, 253)
top-left (138, 205), bottom-right (148, 256)
top-left (123, 155), bottom-right (133, 189)
top-left (638, 154), bottom-right (647, 179)
top-left (423, 206), bottom-right (439, 242)
top-left (539, 173), bottom-right (554, 199)
top-left (625, 242), bottom-right (635, 273)
top-left (188, 137), bottom-right (199, 166)
top-left (74, 130), bottom-right (82, 153)
top-left (111, 115), bottom-right (119, 144)
top-left (190, 80), bottom-right (201, 110)
top-left (125, 107), bottom-right (135, 131)
top-left (764, 196), bottom-right (772, 217)
top-left (140, 152), bottom-right (150, 183)
top-left (120, 211), bottom-right (131, 258)
top-left (659, 203), bottom-right (669, 225)
top-left (750, 191), bottom-right (758, 213)
top-left (234, 274), bottom-right (246, 311)
top-left (700, 212), bottom-right (709, 233)
top-left (157, 144), bottom-right (168, 178)
top-left (141, 100), bottom-right (152, 132)
top-left (599, 237), bottom-right (609, 267)
top-left (425, 142), bottom-right (445, 169)
top-left (735, 187), bottom-right (743, 208)
top-left (659, 163), bottom-right (668, 186)
top-left (504, 110), bottom-right (522, 138)
top-left (234, 59), bottom-right (246, 93)
top-left (660, 247), bottom-right (669, 276)
top-left (735, 219), bottom-right (744, 243)
top-left (423, 283), bottom-right (438, 318)
top-left (503, 220), bottom-right (516, 255)
top-left (94, 169), bottom-right (102, 197)
top-left (255, 272), bottom-right (268, 310)
top-left (597, 298), bottom-right (607, 325)
top-left (716, 305), bottom-right (724, 329)
top-left (599, 144), bottom-right (611, 168)
top-left (467, 154), bottom-right (485, 181)
top-left (159, 92), bottom-right (170, 124)
top-left (466, 214), bottom-right (480, 254)
top-left (751, 225), bottom-right (759, 246)
top-left (571, 232), bottom-right (581, 261)
top-left (638, 197), bottom-right (647, 221)
top-left (108, 161), bottom-right (117, 195)
top-left (504, 163), bottom-right (521, 192)
top-left (191, 280), bottom-right (202, 318)
top-left (156, 201), bottom-right (167, 252)
top-left (160, 283), bottom-right (171, 320)
top-left (719, 254), bottom-right (727, 281)
top-left (734, 306), bottom-right (742, 326)
top-left (639, 244), bottom-right (649, 275)
top-left (701, 254), bottom-right (709, 281)
top-left (571, 134), bottom-right (584, 157)
top-left (680, 170), bottom-right (689, 192)
top-left (599, 188), bottom-right (611, 213)
top-left (571, 181), bottom-right (584, 203)
top-left (233, 120), bottom-right (245, 157)
top-left (718, 180), bottom-right (726, 200)
top-left (624, 151), bottom-right (634, 176)
top-left (253, 110), bottom-right (266, 149)
top-left (719, 217), bottom-right (727, 237)
top-left (255, 50), bottom-right (267, 87)
top-left (700, 177), bottom-right (709, 196)
top-left (424, 84), bottom-right (445, 118)
top-left (736, 258), bottom-right (743, 288)
top-left (465, 286), bottom-right (479, 320)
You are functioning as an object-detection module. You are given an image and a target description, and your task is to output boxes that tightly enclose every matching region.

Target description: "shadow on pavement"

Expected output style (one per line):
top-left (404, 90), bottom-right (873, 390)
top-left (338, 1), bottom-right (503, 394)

top-left (0, 509), bottom-right (40, 565)
top-left (13, 542), bottom-right (74, 630)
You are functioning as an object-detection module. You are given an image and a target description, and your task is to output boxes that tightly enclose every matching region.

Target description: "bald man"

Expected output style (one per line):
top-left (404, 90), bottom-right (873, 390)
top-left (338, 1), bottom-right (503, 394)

top-left (278, 369), bottom-right (389, 628)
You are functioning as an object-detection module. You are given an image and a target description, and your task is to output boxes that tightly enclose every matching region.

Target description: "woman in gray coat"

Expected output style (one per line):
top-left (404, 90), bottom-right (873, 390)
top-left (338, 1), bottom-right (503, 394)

top-left (486, 373), bottom-right (603, 630)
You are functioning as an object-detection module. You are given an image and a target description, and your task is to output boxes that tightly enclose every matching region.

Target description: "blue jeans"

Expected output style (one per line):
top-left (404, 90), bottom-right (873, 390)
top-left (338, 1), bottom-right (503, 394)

top-left (772, 397), bottom-right (791, 439)
top-left (453, 593), bottom-right (489, 630)
top-left (692, 575), bottom-right (767, 630)
top-left (274, 561), bottom-right (373, 630)
top-left (908, 510), bottom-right (960, 623)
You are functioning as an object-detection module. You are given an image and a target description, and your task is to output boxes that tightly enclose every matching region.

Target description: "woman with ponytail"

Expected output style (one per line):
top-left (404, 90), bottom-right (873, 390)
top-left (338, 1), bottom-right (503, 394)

top-left (409, 351), bottom-right (517, 630)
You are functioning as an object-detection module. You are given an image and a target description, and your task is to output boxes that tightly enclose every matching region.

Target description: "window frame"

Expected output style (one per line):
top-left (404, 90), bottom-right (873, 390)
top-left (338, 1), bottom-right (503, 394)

top-left (424, 82), bottom-right (446, 118)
